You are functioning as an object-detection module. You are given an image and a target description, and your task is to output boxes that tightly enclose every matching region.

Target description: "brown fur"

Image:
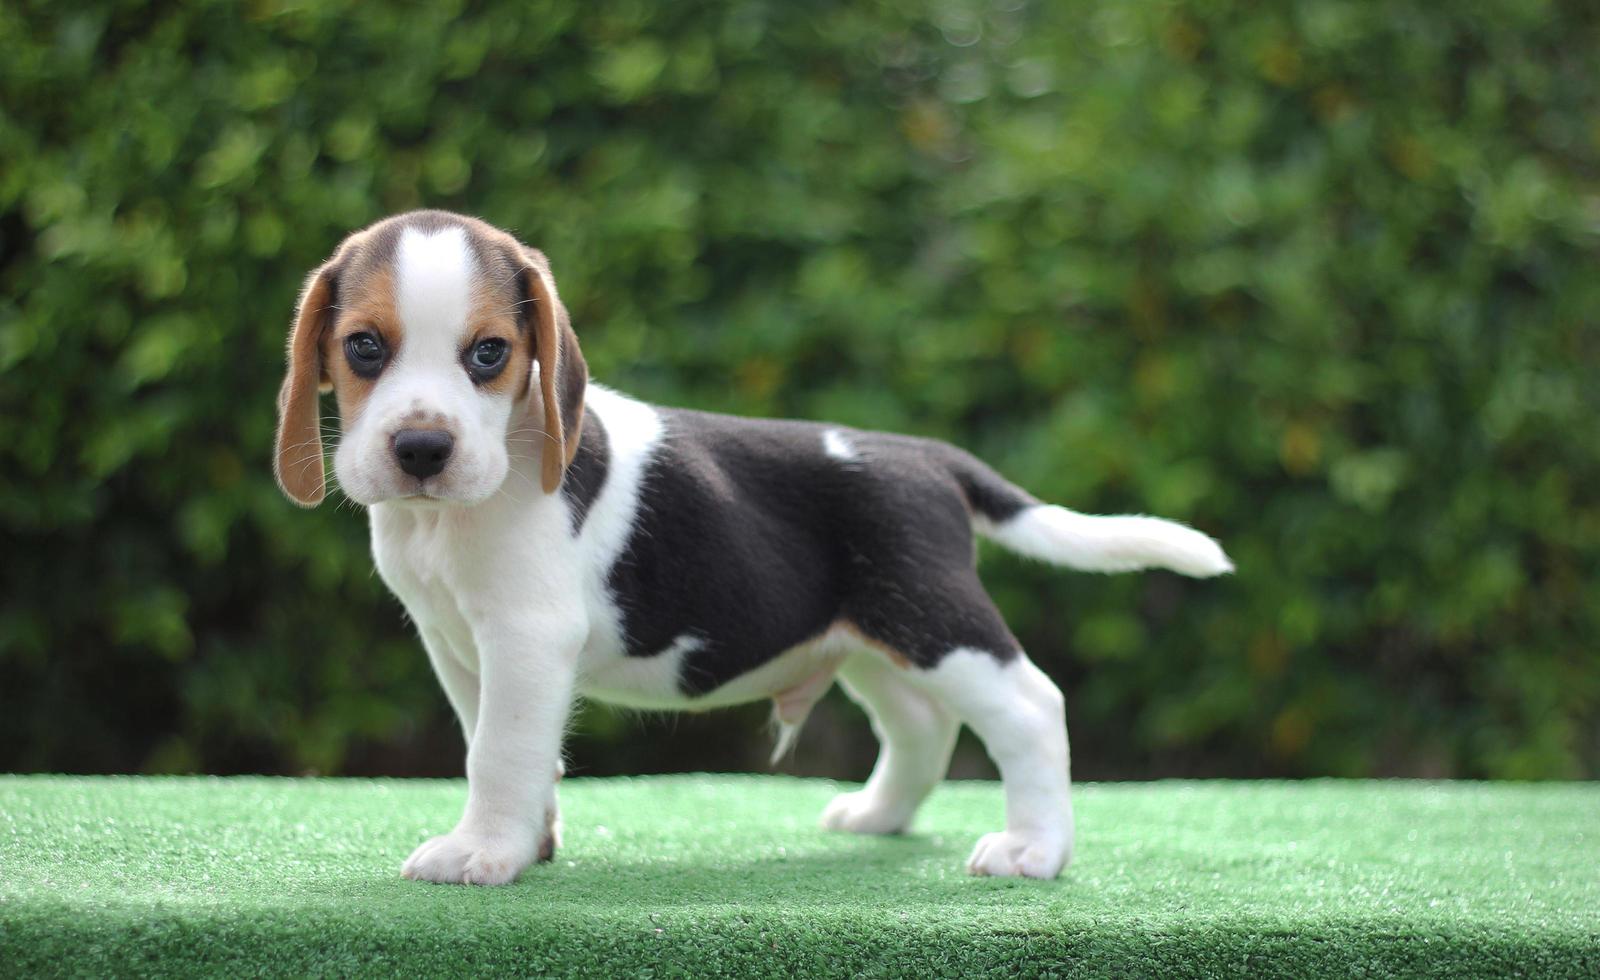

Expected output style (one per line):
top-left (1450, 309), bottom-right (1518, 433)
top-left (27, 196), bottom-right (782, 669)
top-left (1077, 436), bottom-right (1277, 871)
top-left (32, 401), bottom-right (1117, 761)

top-left (323, 263), bottom-right (402, 427)
top-left (274, 261), bottom-right (339, 506)
top-left (519, 247), bottom-right (586, 493)
top-left (467, 272), bottom-right (530, 401)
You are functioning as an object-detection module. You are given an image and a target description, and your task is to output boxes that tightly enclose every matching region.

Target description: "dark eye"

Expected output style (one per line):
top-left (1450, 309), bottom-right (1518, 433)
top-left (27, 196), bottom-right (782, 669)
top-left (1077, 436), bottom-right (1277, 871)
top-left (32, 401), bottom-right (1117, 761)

top-left (467, 338), bottom-right (509, 379)
top-left (345, 332), bottom-right (385, 376)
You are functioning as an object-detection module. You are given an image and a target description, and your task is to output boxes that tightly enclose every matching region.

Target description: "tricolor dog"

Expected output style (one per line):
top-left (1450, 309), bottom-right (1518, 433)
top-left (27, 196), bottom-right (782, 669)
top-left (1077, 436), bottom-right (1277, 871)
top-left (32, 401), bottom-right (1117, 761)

top-left (274, 210), bottom-right (1231, 885)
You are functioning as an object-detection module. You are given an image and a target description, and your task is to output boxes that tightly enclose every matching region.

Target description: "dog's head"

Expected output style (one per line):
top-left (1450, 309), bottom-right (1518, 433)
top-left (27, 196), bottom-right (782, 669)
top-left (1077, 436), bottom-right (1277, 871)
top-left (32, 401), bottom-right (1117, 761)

top-left (273, 211), bottom-right (586, 508)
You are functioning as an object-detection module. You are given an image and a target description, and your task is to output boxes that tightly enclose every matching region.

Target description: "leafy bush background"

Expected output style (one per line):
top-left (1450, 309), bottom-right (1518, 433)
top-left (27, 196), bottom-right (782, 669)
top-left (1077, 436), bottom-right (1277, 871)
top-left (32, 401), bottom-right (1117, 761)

top-left (2, 0), bottom-right (1596, 780)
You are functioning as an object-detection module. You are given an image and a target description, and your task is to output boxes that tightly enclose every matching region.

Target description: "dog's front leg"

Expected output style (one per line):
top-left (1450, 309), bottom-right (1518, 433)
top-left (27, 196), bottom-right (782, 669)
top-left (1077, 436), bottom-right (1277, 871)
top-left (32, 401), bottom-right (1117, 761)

top-left (402, 614), bottom-right (582, 886)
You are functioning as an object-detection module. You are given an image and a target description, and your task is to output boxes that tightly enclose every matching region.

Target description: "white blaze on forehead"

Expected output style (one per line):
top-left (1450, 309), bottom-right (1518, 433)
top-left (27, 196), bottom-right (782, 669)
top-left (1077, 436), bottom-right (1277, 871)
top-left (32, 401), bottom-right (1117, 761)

top-left (395, 226), bottom-right (475, 353)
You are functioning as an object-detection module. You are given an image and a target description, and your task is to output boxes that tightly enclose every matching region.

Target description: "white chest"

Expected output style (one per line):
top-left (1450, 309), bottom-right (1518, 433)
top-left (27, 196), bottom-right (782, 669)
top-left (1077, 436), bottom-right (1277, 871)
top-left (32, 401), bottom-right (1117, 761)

top-left (371, 510), bottom-right (482, 675)
top-left (370, 489), bottom-right (584, 655)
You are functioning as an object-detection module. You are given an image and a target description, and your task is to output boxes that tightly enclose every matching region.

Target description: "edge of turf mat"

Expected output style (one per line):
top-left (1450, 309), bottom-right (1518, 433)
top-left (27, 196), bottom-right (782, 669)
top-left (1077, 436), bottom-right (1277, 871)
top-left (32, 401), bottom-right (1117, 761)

top-left (2, 775), bottom-right (1596, 978)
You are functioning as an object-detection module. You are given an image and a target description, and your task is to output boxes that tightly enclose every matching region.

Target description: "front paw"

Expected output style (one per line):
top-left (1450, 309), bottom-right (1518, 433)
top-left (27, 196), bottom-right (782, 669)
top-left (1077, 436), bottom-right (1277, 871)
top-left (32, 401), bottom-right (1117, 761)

top-left (401, 829), bottom-right (540, 886)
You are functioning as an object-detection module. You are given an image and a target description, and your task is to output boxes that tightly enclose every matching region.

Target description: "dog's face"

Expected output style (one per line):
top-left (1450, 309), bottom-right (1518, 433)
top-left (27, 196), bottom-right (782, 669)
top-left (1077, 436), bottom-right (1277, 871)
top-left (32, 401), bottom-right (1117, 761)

top-left (273, 211), bottom-right (586, 508)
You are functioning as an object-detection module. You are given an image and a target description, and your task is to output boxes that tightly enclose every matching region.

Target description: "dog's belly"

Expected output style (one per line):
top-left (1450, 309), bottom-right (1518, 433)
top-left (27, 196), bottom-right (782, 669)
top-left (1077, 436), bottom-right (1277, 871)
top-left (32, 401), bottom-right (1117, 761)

top-left (577, 625), bottom-right (853, 714)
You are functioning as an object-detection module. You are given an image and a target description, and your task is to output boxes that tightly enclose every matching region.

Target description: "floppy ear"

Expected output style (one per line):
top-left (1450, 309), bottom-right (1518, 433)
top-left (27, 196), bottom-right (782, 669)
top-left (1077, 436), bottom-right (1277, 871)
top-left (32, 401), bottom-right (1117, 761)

top-left (521, 248), bottom-right (588, 494)
top-left (273, 260), bottom-right (340, 507)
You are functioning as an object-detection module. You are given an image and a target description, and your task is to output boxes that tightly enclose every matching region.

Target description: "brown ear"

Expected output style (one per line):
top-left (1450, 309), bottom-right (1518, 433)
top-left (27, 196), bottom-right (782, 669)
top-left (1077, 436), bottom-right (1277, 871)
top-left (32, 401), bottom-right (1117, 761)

top-left (273, 261), bottom-right (339, 506)
top-left (522, 248), bottom-right (588, 493)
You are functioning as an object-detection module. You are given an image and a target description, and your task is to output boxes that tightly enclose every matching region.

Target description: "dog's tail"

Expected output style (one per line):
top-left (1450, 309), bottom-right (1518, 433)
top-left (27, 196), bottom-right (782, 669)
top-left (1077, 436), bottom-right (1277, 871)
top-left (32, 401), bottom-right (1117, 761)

top-left (949, 450), bottom-right (1233, 578)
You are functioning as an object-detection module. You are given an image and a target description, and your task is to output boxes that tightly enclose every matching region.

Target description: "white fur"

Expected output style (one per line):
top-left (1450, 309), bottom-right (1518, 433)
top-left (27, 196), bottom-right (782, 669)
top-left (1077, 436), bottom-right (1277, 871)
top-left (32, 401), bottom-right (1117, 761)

top-left (822, 429), bottom-right (858, 461)
top-left (395, 226), bottom-right (473, 338)
top-left (580, 619), bottom-right (847, 717)
top-left (578, 630), bottom-right (703, 708)
top-left (908, 649), bottom-right (1074, 878)
top-left (821, 652), bottom-right (958, 834)
top-left (979, 504), bottom-right (1233, 578)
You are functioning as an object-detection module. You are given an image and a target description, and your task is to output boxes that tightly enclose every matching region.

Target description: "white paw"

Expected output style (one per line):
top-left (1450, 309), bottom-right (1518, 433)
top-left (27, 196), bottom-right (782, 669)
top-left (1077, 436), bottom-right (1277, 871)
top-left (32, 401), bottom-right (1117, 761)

top-left (820, 790), bottom-right (913, 835)
top-left (401, 828), bottom-right (540, 886)
top-left (965, 830), bottom-right (1071, 879)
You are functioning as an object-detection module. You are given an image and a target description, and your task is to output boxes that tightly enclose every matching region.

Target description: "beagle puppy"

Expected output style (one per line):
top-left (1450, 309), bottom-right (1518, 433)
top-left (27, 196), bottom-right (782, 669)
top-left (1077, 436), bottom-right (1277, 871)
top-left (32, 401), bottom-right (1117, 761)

top-left (274, 210), bottom-right (1232, 885)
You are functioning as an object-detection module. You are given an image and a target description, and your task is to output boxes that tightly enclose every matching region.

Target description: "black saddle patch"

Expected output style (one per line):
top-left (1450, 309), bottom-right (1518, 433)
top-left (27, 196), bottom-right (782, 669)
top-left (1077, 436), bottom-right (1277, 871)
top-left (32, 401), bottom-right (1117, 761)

top-left (601, 409), bottom-right (1020, 697)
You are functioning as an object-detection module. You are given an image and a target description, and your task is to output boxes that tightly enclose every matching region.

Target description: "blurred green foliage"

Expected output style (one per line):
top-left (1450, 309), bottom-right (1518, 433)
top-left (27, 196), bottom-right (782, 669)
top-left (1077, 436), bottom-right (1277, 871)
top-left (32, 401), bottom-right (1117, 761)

top-left (1, 0), bottom-right (1596, 780)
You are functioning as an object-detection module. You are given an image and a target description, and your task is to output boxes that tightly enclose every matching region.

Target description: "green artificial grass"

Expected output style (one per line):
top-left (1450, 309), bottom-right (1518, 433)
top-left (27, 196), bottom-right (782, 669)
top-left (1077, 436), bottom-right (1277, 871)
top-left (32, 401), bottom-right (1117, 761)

top-left (1, 776), bottom-right (1596, 977)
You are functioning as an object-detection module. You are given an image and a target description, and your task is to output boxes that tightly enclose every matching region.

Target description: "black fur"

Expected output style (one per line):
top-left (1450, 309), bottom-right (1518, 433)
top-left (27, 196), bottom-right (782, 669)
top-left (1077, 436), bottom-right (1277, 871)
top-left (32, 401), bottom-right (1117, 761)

top-left (947, 450), bottom-right (1036, 524)
top-left (561, 414), bottom-right (609, 534)
top-left (597, 409), bottom-right (1030, 697)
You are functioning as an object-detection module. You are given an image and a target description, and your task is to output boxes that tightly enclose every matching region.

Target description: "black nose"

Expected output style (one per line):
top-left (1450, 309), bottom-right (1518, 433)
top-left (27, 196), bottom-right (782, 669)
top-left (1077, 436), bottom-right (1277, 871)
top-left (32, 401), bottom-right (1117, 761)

top-left (393, 429), bottom-right (454, 479)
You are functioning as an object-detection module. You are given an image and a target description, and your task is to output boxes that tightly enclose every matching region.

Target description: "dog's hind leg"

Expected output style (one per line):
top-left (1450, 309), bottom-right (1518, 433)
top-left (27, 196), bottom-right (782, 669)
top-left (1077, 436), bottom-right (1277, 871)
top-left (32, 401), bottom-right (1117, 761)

top-left (820, 651), bottom-right (959, 835)
top-left (910, 647), bottom-right (1074, 879)
top-left (831, 477), bottom-right (1074, 875)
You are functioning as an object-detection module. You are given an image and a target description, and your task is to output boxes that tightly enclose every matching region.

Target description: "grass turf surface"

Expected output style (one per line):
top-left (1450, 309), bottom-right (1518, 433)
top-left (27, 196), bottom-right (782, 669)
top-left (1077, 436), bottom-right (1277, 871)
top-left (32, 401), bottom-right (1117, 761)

top-left (1, 776), bottom-right (1595, 977)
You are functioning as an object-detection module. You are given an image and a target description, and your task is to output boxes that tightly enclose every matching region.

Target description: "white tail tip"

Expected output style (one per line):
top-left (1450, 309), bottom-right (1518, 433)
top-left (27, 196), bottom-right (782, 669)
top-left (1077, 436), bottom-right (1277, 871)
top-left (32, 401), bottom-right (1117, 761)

top-left (983, 505), bottom-right (1233, 578)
